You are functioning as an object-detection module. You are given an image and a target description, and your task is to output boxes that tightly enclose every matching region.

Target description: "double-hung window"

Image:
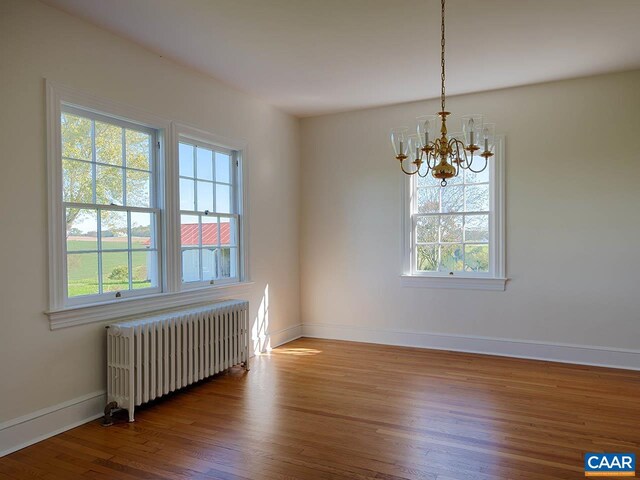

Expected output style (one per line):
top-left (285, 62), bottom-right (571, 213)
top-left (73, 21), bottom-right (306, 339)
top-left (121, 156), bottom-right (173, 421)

top-left (403, 138), bottom-right (506, 290)
top-left (46, 82), bottom-right (248, 326)
top-left (178, 139), bottom-right (240, 286)
top-left (61, 107), bottom-right (160, 304)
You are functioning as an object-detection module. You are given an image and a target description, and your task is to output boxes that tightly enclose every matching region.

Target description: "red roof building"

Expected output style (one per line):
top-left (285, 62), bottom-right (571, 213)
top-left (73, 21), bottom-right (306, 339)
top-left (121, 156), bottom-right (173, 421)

top-left (143, 223), bottom-right (233, 247)
top-left (180, 222), bottom-right (232, 246)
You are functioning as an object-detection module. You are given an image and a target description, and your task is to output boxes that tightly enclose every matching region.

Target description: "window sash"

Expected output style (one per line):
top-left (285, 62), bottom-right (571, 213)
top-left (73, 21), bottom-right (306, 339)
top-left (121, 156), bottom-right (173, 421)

top-left (60, 106), bottom-right (162, 305)
top-left (179, 212), bottom-right (240, 282)
top-left (177, 136), bottom-right (240, 288)
top-left (407, 146), bottom-right (501, 279)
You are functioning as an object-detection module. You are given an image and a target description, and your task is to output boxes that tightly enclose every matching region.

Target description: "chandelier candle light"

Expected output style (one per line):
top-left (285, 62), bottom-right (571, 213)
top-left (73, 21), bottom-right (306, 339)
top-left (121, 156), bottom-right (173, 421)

top-left (391, 0), bottom-right (496, 186)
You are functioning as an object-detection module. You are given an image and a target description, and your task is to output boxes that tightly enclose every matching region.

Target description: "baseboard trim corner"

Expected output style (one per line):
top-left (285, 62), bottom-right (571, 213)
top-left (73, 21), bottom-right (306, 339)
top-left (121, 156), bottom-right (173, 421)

top-left (270, 323), bottom-right (303, 348)
top-left (253, 323), bottom-right (303, 353)
top-left (302, 323), bottom-right (640, 371)
top-left (0, 391), bottom-right (106, 458)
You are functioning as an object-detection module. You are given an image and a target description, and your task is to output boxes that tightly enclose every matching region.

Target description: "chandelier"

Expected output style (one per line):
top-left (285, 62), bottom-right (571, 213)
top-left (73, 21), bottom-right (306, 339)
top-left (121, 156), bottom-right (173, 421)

top-left (390, 0), bottom-right (496, 186)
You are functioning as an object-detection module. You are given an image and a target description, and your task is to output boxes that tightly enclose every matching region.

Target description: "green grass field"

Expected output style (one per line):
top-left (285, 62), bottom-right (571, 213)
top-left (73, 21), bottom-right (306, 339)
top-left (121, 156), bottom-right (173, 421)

top-left (67, 239), bottom-right (154, 297)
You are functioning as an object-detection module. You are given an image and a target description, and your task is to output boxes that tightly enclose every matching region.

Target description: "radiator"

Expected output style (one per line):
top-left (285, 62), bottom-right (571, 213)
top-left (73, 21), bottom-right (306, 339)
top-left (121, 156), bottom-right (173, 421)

top-left (105, 300), bottom-right (250, 422)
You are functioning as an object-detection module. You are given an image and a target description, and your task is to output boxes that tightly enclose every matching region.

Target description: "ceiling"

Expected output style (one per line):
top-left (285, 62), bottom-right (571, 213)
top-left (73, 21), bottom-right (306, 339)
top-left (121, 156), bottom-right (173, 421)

top-left (43, 0), bottom-right (640, 117)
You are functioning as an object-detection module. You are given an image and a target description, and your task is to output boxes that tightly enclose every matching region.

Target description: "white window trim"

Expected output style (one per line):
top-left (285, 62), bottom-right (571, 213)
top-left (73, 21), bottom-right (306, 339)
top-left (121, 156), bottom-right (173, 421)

top-left (45, 80), bottom-right (252, 329)
top-left (400, 136), bottom-right (507, 291)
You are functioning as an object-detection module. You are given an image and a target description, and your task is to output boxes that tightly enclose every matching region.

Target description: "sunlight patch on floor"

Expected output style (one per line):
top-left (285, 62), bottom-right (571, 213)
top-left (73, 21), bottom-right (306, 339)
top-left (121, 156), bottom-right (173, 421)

top-left (275, 347), bottom-right (322, 356)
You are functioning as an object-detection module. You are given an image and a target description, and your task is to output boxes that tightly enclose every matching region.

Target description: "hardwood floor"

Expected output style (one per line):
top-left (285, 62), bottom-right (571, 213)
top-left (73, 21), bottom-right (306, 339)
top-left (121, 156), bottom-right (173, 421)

top-left (2, 338), bottom-right (639, 479)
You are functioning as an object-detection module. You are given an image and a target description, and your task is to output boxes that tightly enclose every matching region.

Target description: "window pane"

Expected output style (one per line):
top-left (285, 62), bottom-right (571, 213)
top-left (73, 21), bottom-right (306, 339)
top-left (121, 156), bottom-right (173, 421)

top-left (95, 122), bottom-right (122, 166)
top-left (440, 215), bottom-right (463, 243)
top-left (125, 130), bottom-right (150, 171)
top-left (439, 244), bottom-right (463, 272)
top-left (465, 165), bottom-right (489, 184)
top-left (216, 184), bottom-right (231, 214)
top-left (416, 216), bottom-right (438, 243)
top-left (61, 113), bottom-right (91, 161)
top-left (126, 169), bottom-right (151, 207)
top-left (465, 184), bottom-right (489, 211)
top-left (101, 210), bottom-right (128, 250)
top-left (202, 216), bottom-right (219, 248)
top-left (219, 217), bottom-right (237, 246)
top-left (215, 152), bottom-right (231, 184)
top-left (465, 214), bottom-right (489, 242)
top-left (465, 244), bottom-right (489, 272)
top-left (179, 143), bottom-right (194, 177)
top-left (202, 247), bottom-right (216, 281)
top-left (132, 250), bottom-right (157, 289)
top-left (417, 245), bottom-right (438, 272)
top-left (196, 147), bottom-right (213, 181)
top-left (102, 251), bottom-right (130, 292)
top-left (441, 185), bottom-right (463, 213)
top-left (131, 212), bottom-right (154, 249)
top-left (229, 247), bottom-right (238, 278)
top-left (218, 247), bottom-right (237, 278)
top-left (180, 178), bottom-right (195, 211)
top-left (66, 208), bottom-right (97, 251)
top-left (417, 187), bottom-right (439, 213)
top-left (180, 215), bottom-right (200, 248)
top-left (96, 165), bottom-right (123, 205)
top-left (417, 171), bottom-right (439, 187)
top-left (197, 181), bottom-right (214, 212)
top-left (67, 252), bottom-right (99, 297)
top-left (63, 159), bottom-right (93, 203)
top-left (182, 249), bottom-right (200, 282)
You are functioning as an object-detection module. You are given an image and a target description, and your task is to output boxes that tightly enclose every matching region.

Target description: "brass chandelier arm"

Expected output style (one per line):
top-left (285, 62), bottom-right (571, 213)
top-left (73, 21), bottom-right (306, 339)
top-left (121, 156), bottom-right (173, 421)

top-left (417, 167), bottom-right (431, 178)
top-left (399, 157), bottom-right (423, 176)
top-left (418, 149), bottom-right (437, 177)
top-left (448, 138), bottom-right (465, 177)
top-left (465, 156), bottom-right (489, 174)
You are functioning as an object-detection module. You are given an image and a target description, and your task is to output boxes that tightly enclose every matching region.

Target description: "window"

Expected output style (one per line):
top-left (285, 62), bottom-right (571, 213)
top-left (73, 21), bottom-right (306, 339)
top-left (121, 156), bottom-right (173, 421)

top-left (178, 140), bottom-right (240, 286)
top-left (46, 82), bottom-right (249, 326)
top-left (61, 107), bottom-right (160, 304)
top-left (402, 138), bottom-right (506, 290)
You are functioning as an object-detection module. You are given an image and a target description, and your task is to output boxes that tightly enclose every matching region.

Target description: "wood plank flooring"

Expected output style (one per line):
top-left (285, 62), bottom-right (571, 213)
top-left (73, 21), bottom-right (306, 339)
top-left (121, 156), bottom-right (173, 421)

top-left (1, 338), bottom-right (639, 479)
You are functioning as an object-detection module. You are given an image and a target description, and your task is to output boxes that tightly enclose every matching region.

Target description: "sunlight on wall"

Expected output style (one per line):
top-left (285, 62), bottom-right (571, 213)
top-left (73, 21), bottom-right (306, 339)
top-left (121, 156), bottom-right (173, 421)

top-left (252, 283), bottom-right (270, 353)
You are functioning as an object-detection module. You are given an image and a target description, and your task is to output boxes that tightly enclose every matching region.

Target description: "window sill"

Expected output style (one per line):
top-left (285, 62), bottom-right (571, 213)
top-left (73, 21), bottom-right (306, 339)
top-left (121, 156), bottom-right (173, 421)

top-left (400, 274), bottom-right (508, 291)
top-left (46, 282), bottom-right (254, 330)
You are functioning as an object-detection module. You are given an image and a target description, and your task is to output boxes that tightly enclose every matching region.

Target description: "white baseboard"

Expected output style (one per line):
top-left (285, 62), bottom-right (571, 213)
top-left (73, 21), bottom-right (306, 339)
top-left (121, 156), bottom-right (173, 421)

top-left (0, 324), bottom-right (303, 458)
top-left (254, 323), bottom-right (303, 353)
top-left (302, 323), bottom-right (640, 370)
top-left (270, 323), bottom-right (303, 348)
top-left (0, 391), bottom-right (106, 457)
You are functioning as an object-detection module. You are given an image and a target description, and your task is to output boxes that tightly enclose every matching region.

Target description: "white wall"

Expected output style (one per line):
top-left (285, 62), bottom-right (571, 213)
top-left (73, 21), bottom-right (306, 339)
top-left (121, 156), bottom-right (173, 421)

top-left (0, 0), bottom-right (301, 424)
top-left (2, 0), bottom-right (639, 449)
top-left (300, 71), bottom-right (640, 359)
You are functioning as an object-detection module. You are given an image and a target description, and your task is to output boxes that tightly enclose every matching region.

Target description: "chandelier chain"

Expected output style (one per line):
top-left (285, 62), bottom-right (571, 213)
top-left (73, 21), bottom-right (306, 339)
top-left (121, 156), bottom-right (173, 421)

top-left (441, 0), bottom-right (446, 113)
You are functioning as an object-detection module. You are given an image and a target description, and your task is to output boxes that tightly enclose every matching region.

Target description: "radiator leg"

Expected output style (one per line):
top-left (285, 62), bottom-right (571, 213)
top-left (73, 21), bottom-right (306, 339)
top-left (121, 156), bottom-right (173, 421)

top-left (128, 409), bottom-right (135, 423)
top-left (102, 401), bottom-right (118, 427)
